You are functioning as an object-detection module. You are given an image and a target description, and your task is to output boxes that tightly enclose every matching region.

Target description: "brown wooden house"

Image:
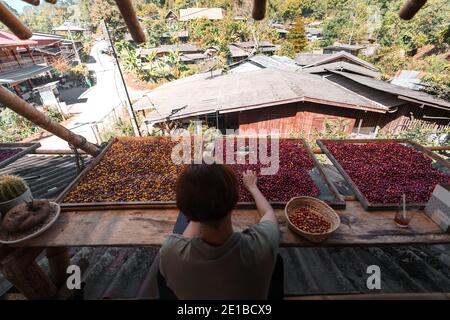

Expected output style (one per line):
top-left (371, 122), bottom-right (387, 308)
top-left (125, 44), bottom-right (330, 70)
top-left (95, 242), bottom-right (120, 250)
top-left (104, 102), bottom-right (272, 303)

top-left (137, 54), bottom-right (450, 137)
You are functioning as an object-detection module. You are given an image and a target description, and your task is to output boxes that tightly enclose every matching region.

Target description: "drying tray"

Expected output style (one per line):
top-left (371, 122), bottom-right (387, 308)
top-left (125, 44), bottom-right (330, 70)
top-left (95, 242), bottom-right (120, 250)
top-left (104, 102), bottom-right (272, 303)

top-left (0, 142), bottom-right (41, 169)
top-left (58, 137), bottom-right (346, 211)
top-left (317, 138), bottom-right (450, 211)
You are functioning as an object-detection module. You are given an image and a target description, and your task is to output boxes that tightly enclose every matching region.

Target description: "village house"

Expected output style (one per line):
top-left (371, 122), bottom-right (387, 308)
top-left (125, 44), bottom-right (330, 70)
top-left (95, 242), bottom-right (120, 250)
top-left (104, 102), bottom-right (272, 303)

top-left (323, 44), bottom-right (365, 55)
top-left (136, 53), bottom-right (450, 137)
top-left (0, 30), bottom-right (78, 106)
top-left (179, 8), bottom-right (223, 21)
top-left (228, 41), bottom-right (278, 63)
top-left (0, 31), bottom-right (54, 100)
top-left (139, 44), bottom-right (208, 64)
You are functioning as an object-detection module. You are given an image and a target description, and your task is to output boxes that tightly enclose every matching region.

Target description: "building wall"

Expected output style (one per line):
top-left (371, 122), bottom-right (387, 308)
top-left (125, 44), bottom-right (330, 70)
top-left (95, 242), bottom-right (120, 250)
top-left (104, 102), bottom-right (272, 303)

top-left (237, 102), bottom-right (357, 136)
top-left (235, 101), bottom-right (450, 136)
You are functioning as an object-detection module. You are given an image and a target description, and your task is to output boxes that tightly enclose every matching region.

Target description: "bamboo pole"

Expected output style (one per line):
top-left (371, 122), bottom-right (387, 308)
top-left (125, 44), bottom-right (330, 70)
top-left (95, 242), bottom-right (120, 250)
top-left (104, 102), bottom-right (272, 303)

top-left (252, 0), bottom-right (267, 21)
top-left (0, 2), bottom-right (32, 39)
top-left (0, 86), bottom-right (101, 156)
top-left (114, 0), bottom-right (146, 44)
top-left (21, 0), bottom-right (40, 5)
top-left (399, 0), bottom-right (427, 20)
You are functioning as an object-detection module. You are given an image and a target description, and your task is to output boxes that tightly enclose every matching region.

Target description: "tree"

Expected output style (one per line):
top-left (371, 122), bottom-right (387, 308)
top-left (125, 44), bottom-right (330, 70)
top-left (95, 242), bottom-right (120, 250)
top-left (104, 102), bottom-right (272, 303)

top-left (287, 16), bottom-right (308, 52)
top-left (276, 41), bottom-right (296, 59)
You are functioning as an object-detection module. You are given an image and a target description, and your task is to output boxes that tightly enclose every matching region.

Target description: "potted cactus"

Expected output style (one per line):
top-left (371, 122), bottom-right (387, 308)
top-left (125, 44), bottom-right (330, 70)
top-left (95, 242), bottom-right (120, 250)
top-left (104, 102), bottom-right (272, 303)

top-left (0, 175), bottom-right (33, 219)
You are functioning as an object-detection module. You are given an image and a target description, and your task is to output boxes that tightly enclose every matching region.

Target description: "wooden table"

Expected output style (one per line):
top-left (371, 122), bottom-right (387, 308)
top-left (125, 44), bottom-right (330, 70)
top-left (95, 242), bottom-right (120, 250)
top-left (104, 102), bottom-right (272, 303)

top-left (1, 201), bottom-right (450, 299)
top-left (14, 201), bottom-right (450, 247)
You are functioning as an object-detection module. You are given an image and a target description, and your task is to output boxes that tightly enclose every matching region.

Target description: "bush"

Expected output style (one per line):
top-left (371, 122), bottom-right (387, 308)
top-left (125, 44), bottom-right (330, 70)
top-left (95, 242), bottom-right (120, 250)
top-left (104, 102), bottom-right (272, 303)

top-left (0, 108), bottom-right (38, 143)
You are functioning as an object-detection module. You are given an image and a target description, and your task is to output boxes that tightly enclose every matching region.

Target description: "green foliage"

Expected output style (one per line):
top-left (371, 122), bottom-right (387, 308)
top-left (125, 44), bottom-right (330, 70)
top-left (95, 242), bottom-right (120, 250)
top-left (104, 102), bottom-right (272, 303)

top-left (418, 56), bottom-right (450, 100)
top-left (188, 17), bottom-right (252, 51)
top-left (289, 118), bottom-right (351, 149)
top-left (144, 19), bottom-right (169, 47)
top-left (47, 107), bottom-right (64, 123)
top-left (377, 118), bottom-right (449, 147)
top-left (20, 3), bottom-right (72, 33)
top-left (376, 0), bottom-right (449, 51)
top-left (276, 41), bottom-right (297, 59)
top-left (365, 46), bottom-right (412, 77)
top-left (287, 16), bottom-right (308, 52)
top-left (0, 108), bottom-right (38, 143)
top-left (320, 0), bottom-right (373, 46)
top-left (0, 175), bottom-right (28, 203)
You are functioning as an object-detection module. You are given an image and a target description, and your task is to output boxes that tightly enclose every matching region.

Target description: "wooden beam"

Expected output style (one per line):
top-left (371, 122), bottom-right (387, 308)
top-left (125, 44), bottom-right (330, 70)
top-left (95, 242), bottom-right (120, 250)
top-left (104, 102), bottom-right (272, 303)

top-left (21, 0), bottom-right (40, 5)
top-left (0, 86), bottom-right (101, 156)
top-left (47, 247), bottom-right (70, 287)
top-left (252, 0), bottom-right (267, 20)
top-left (0, 2), bottom-right (32, 39)
top-left (0, 248), bottom-right (57, 300)
top-left (114, 0), bottom-right (146, 44)
top-left (13, 201), bottom-right (450, 248)
top-left (399, 0), bottom-right (427, 20)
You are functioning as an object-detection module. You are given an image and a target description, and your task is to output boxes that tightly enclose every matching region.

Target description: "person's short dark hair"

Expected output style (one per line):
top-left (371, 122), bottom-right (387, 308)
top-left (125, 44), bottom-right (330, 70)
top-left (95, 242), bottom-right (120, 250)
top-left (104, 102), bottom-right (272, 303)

top-left (176, 162), bottom-right (239, 224)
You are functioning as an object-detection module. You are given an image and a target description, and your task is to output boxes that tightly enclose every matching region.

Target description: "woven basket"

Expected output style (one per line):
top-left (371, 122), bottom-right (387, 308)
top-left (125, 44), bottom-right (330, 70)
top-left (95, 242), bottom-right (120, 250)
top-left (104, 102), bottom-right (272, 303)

top-left (284, 196), bottom-right (340, 243)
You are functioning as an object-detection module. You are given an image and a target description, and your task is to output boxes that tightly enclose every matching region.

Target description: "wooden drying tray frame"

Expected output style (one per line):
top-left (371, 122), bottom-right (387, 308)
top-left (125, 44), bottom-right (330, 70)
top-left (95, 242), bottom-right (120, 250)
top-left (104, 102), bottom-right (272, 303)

top-left (0, 142), bottom-right (41, 169)
top-left (212, 136), bottom-right (346, 209)
top-left (58, 136), bottom-right (345, 211)
top-left (55, 137), bottom-right (176, 211)
top-left (317, 138), bottom-right (450, 211)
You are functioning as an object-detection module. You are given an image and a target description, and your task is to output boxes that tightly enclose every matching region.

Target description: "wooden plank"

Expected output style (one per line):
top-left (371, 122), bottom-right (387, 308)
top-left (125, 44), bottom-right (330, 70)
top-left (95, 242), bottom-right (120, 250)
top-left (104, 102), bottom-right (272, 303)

top-left (11, 201), bottom-right (450, 248)
top-left (0, 142), bottom-right (41, 169)
top-left (317, 139), bottom-right (450, 211)
top-left (0, 247), bottom-right (57, 300)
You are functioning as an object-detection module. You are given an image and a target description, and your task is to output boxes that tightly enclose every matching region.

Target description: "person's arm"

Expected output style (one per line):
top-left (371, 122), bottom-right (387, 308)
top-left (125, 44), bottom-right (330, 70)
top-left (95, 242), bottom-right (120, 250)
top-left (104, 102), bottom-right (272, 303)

top-left (242, 170), bottom-right (278, 225)
top-left (182, 221), bottom-right (201, 238)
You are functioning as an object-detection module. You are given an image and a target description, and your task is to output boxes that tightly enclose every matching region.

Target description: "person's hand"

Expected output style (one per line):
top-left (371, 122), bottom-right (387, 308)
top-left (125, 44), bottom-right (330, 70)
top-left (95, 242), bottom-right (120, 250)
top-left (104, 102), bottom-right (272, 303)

top-left (242, 169), bottom-right (258, 192)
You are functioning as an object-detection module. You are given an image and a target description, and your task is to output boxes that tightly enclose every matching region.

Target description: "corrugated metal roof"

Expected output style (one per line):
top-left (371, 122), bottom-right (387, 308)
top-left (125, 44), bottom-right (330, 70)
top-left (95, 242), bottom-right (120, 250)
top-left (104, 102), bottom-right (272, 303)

top-left (391, 70), bottom-right (424, 90)
top-left (324, 44), bottom-right (365, 51)
top-left (302, 51), bottom-right (378, 71)
top-left (0, 154), bottom-right (90, 199)
top-left (0, 64), bottom-right (53, 85)
top-left (142, 68), bottom-right (386, 124)
top-left (332, 71), bottom-right (450, 109)
top-left (303, 61), bottom-right (381, 78)
top-left (296, 53), bottom-right (333, 66)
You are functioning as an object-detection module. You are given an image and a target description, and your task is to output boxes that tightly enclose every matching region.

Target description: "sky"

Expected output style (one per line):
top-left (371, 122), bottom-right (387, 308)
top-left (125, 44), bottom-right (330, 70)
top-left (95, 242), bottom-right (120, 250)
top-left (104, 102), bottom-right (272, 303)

top-left (6, 0), bottom-right (32, 13)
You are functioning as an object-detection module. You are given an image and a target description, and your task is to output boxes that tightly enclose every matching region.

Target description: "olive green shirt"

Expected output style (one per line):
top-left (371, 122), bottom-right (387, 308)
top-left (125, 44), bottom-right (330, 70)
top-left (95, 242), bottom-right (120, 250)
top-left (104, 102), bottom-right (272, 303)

top-left (159, 220), bottom-right (280, 300)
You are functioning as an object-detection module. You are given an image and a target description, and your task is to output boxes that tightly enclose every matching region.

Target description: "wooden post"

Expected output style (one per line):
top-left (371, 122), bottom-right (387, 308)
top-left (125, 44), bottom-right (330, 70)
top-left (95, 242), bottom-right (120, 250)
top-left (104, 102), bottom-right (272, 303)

top-left (46, 247), bottom-right (71, 287)
top-left (399, 0), bottom-right (427, 20)
top-left (0, 2), bottom-right (32, 39)
top-left (21, 0), bottom-right (40, 5)
top-left (0, 248), bottom-right (57, 300)
top-left (114, 0), bottom-right (146, 44)
top-left (252, 0), bottom-right (267, 20)
top-left (0, 86), bottom-right (101, 156)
